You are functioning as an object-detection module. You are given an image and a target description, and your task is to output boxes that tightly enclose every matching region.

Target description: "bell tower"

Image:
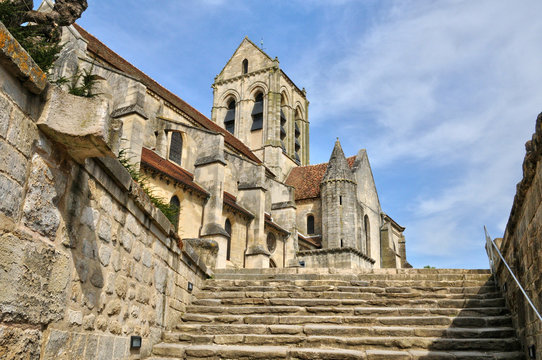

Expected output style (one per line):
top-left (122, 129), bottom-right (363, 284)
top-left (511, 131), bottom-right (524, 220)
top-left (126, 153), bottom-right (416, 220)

top-left (211, 37), bottom-right (309, 180)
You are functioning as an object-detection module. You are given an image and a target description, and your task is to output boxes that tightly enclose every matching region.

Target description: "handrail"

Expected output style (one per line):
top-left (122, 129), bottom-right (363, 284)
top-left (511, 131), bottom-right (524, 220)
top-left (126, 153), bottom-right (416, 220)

top-left (484, 226), bottom-right (542, 322)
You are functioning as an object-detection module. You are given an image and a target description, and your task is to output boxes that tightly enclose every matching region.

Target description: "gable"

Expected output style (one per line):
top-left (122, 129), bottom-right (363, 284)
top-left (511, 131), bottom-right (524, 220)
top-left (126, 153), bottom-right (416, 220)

top-left (216, 38), bottom-right (275, 81)
top-left (351, 149), bottom-right (381, 213)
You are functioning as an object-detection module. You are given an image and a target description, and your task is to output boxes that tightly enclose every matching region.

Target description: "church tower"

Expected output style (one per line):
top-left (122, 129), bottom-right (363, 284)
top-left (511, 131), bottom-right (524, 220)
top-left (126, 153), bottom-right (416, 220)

top-left (211, 37), bottom-right (309, 180)
top-left (321, 140), bottom-right (360, 250)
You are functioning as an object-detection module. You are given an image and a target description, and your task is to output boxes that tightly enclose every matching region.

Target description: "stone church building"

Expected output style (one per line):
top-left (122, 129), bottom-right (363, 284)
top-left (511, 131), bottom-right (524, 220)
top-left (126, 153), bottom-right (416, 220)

top-left (54, 26), bottom-right (407, 270)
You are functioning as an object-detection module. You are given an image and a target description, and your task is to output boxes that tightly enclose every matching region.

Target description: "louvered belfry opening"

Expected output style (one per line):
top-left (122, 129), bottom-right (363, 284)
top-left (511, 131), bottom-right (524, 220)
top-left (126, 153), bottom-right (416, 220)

top-left (224, 99), bottom-right (236, 134)
top-left (251, 92), bottom-right (263, 131)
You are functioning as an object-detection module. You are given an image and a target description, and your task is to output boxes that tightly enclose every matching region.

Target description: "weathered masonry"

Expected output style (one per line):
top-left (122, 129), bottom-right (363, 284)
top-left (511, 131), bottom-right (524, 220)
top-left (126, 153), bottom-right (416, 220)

top-left (52, 24), bottom-right (408, 271)
top-left (0, 21), bottom-right (210, 359)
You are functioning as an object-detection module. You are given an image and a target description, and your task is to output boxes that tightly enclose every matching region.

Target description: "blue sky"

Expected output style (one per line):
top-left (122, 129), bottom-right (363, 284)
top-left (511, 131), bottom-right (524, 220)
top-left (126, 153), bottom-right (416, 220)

top-left (78, 0), bottom-right (542, 269)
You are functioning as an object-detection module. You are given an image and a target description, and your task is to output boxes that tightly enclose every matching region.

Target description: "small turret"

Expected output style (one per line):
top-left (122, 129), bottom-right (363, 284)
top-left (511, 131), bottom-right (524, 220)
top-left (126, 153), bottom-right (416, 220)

top-left (320, 139), bottom-right (359, 250)
top-left (322, 139), bottom-right (356, 184)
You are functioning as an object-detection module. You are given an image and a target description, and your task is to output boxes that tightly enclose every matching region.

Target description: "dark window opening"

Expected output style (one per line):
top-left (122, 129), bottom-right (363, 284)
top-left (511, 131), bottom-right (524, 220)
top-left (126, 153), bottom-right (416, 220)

top-left (269, 258), bottom-right (277, 268)
top-left (169, 196), bottom-right (180, 231)
top-left (168, 131), bottom-right (183, 165)
top-left (224, 100), bottom-right (236, 134)
top-left (364, 215), bottom-right (371, 256)
top-left (242, 59), bottom-right (248, 74)
top-left (280, 109), bottom-right (287, 153)
top-left (251, 92), bottom-right (264, 131)
top-left (225, 219), bottom-right (232, 260)
top-left (307, 215), bottom-right (314, 235)
top-left (339, 196), bottom-right (343, 205)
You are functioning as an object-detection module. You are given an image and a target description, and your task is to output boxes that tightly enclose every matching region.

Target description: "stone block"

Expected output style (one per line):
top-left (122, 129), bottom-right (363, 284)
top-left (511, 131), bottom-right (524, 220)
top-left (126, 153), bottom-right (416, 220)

top-left (97, 216), bottom-right (112, 243)
top-left (7, 109), bottom-right (38, 158)
top-left (154, 264), bottom-right (167, 293)
top-left (37, 86), bottom-right (118, 162)
top-left (43, 329), bottom-right (69, 359)
top-left (96, 335), bottom-right (115, 360)
top-left (99, 244), bottom-right (112, 266)
top-left (84, 335), bottom-right (98, 360)
top-left (22, 154), bottom-right (65, 238)
top-left (0, 172), bottom-right (23, 219)
top-left (0, 94), bottom-right (12, 138)
top-left (67, 309), bottom-right (83, 326)
top-left (0, 139), bottom-right (27, 184)
top-left (113, 337), bottom-right (128, 359)
top-left (0, 324), bottom-right (41, 360)
top-left (0, 233), bottom-right (70, 325)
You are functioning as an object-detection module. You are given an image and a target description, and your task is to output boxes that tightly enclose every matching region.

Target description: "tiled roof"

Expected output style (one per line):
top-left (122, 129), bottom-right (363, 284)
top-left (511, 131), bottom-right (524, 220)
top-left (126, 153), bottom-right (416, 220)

top-left (264, 213), bottom-right (289, 235)
top-left (285, 156), bottom-right (355, 200)
top-left (298, 233), bottom-right (322, 248)
top-left (140, 147), bottom-right (208, 197)
top-left (73, 24), bottom-right (262, 165)
top-left (223, 191), bottom-right (254, 219)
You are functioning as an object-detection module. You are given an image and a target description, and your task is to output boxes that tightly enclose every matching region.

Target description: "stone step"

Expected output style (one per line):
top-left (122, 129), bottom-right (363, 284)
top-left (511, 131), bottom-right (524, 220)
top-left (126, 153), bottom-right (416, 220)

top-left (180, 312), bottom-right (513, 327)
top-left (195, 290), bottom-right (503, 301)
top-left (168, 324), bottom-right (516, 339)
top-left (204, 279), bottom-right (496, 289)
top-left (212, 272), bottom-right (493, 281)
top-left (151, 344), bottom-right (524, 360)
top-left (212, 268), bottom-right (492, 275)
top-left (188, 296), bottom-right (506, 309)
top-left (200, 284), bottom-right (500, 296)
top-left (153, 333), bottom-right (520, 353)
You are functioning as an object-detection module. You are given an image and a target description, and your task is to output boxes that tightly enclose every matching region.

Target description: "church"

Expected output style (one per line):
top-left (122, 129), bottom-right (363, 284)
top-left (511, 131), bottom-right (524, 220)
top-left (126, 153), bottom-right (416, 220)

top-left (54, 26), bottom-right (408, 270)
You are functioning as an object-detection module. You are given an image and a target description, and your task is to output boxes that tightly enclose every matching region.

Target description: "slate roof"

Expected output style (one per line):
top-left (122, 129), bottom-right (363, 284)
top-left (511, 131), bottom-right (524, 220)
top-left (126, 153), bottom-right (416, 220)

top-left (285, 156), bottom-right (355, 201)
top-left (73, 24), bottom-right (262, 165)
top-left (140, 147), bottom-right (209, 197)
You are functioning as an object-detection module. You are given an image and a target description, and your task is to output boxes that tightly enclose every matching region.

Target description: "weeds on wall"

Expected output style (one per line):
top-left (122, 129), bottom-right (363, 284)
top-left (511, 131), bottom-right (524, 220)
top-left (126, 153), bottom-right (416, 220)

top-left (118, 149), bottom-right (179, 225)
top-left (54, 65), bottom-right (101, 98)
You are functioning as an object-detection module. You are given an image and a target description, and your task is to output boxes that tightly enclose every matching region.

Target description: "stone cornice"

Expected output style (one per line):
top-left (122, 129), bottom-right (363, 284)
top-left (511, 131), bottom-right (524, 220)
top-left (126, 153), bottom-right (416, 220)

top-left (297, 247), bottom-right (376, 264)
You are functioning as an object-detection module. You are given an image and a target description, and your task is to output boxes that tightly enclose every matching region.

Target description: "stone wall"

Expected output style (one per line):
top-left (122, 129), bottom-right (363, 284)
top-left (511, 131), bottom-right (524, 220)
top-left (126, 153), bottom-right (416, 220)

top-left (0, 22), bottom-right (209, 359)
top-left (492, 113), bottom-right (542, 359)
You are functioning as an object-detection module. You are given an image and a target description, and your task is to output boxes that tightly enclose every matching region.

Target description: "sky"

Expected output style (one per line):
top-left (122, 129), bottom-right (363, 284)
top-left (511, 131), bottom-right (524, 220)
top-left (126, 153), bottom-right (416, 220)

top-left (77, 0), bottom-right (542, 269)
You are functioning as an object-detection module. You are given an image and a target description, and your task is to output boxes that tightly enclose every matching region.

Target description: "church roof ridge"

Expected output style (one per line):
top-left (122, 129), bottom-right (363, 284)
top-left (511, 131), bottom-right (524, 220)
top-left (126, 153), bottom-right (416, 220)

top-left (72, 24), bottom-right (262, 165)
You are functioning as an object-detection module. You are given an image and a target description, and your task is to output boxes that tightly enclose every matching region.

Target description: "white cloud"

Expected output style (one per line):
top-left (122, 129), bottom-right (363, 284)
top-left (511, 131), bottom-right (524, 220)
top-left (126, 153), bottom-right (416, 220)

top-left (294, 0), bottom-right (542, 267)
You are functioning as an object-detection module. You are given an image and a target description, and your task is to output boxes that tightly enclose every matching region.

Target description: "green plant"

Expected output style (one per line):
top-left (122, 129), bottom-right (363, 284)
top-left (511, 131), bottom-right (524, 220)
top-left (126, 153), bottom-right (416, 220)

top-left (0, 2), bottom-right (62, 72)
top-left (54, 64), bottom-right (101, 98)
top-left (118, 149), bottom-right (179, 224)
top-left (423, 265), bottom-right (436, 269)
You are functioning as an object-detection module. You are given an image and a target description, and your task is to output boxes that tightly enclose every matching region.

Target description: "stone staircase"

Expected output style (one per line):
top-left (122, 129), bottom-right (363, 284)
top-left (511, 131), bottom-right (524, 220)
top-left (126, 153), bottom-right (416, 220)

top-left (149, 268), bottom-right (524, 359)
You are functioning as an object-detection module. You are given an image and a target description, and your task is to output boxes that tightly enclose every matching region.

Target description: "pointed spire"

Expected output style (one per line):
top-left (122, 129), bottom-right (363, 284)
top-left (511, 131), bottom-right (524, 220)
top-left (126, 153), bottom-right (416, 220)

top-left (322, 139), bottom-right (356, 183)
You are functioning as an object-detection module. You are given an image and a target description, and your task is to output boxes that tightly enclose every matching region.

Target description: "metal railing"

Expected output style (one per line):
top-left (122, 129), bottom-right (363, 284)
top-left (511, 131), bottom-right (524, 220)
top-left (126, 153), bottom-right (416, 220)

top-left (484, 226), bottom-right (542, 322)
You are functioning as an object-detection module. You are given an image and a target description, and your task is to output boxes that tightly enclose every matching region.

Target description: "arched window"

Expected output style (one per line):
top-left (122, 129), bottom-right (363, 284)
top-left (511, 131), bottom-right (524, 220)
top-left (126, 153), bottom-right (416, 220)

top-left (364, 215), bottom-right (371, 256)
top-left (224, 99), bottom-right (236, 134)
top-left (266, 233), bottom-right (276, 253)
top-left (307, 215), bottom-right (314, 234)
top-left (168, 131), bottom-right (183, 165)
top-left (251, 92), bottom-right (264, 131)
top-left (294, 108), bottom-right (302, 164)
top-left (225, 218), bottom-right (232, 260)
top-left (169, 195), bottom-right (180, 231)
top-left (242, 59), bottom-right (248, 74)
top-left (280, 94), bottom-right (287, 153)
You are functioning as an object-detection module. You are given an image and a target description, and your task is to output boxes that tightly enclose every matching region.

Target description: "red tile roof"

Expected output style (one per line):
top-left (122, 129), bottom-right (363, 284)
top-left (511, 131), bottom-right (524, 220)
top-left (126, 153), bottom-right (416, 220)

top-left (285, 156), bottom-right (355, 200)
top-left (140, 147), bottom-right (208, 197)
top-left (73, 24), bottom-right (262, 165)
top-left (223, 191), bottom-right (254, 219)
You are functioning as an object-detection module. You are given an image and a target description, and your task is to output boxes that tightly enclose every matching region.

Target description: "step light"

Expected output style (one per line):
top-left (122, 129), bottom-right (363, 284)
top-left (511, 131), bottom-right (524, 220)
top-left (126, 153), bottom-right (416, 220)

top-left (188, 281), bottom-right (193, 293)
top-left (130, 336), bottom-right (142, 350)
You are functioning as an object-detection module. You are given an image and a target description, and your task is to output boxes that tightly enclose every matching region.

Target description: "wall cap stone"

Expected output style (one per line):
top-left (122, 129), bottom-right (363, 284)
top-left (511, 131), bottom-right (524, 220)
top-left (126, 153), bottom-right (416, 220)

top-left (0, 21), bottom-right (47, 94)
top-left (297, 247), bottom-right (376, 264)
